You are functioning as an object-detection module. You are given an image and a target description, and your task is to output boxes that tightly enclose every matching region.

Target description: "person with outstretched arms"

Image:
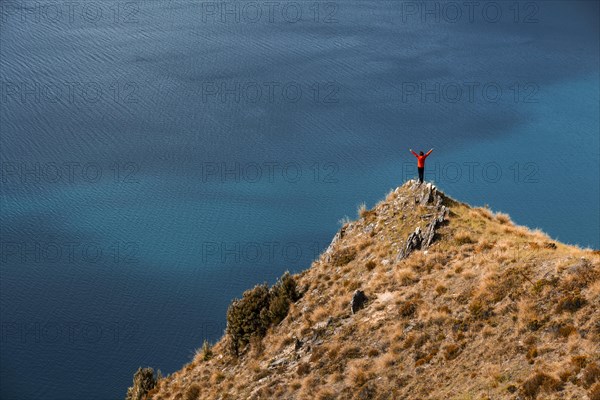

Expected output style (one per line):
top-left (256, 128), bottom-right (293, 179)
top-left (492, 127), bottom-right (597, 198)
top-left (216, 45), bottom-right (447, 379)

top-left (410, 148), bottom-right (433, 183)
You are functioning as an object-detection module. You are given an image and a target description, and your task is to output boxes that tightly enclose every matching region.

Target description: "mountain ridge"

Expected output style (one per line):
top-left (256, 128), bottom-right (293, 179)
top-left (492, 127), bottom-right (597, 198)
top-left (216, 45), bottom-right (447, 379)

top-left (128, 180), bottom-right (600, 400)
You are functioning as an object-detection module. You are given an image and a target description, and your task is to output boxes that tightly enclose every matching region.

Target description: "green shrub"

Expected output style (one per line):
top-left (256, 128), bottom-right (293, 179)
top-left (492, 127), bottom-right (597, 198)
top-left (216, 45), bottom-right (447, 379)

top-left (226, 272), bottom-right (299, 355)
top-left (226, 283), bottom-right (271, 355)
top-left (275, 271), bottom-right (300, 302)
top-left (269, 272), bottom-right (300, 325)
top-left (200, 339), bottom-right (212, 361)
top-left (125, 367), bottom-right (156, 400)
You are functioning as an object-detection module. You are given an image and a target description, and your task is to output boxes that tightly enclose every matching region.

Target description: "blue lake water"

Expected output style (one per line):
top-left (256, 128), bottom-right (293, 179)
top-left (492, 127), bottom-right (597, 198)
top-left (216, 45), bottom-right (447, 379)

top-left (1, 1), bottom-right (599, 399)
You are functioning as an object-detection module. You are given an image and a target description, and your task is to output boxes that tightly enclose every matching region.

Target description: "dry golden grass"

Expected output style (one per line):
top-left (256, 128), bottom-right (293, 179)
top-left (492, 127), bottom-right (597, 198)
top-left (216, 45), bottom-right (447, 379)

top-left (345, 359), bottom-right (373, 388)
top-left (315, 388), bottom-right (336, 400)
top-left (146, 182), bottom-right (600, 400)
top-left (374, 352), bottom-right (397, 370)
top-left (590, 383), bottom-right (600, 400)
top-left (394, 268), bottom-right (417, 286)
top-left (454, 230), bottom-right (475, 245)
top-left (517, 299), bottom-right (541, 332)
top-left (495, 212), bottom-right (512, 224)
top-left (521, 371), bottom-right (561, 397)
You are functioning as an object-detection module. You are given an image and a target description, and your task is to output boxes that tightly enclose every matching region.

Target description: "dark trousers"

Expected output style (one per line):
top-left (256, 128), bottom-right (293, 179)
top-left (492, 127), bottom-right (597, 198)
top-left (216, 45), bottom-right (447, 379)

top-left (418, 167), bottom-right (424, 183)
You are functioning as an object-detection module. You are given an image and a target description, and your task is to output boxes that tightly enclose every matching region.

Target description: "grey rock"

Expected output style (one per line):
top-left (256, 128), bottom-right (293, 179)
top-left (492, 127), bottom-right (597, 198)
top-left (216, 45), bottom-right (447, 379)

top-left (567, 258), bottom-right (592, 275)
top-left (324, 225), bottom-right (348, 262)
top-left (350, 290), bottom-right (368, 314)
top-left (268, 357), bottom-right (288, 369)
top-left (419, 186), bottom-right (432, 205)
top-left (423, 205), bottom-right (448, 248)
top-left (413, 182), bottom-right (437, 206)
top-left (397, 185), bottom-right (448, 261)
top-left (398, 227), bottom-right (423, 260)
top-left (314, 316), bottom-right (334, 331)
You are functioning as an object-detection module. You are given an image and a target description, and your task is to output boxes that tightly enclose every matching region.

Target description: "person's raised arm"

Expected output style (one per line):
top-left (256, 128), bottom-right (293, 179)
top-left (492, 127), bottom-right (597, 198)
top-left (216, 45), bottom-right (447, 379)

top-left (410, 149), bottom-right (418, 157)
top-left (425, 148), bottom-right (433, 156)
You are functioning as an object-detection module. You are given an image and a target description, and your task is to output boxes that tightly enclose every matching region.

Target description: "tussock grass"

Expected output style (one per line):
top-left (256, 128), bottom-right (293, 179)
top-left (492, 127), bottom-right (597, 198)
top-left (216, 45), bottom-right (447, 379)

top-left (146, 182), bottom-right (600, 400)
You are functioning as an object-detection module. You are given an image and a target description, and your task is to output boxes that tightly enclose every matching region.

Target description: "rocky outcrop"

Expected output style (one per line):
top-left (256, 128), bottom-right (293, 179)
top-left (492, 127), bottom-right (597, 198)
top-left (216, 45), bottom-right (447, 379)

top-left (397, 181), bottom-right (448, 260)
top-left (324, 224), bottom-right (349, 263)
top-left (399, 227), bottom-right (423, 259)
top-left (423, 204), bottom-right (448, 248)
top-left (350, 290), bottom-right (368, 314)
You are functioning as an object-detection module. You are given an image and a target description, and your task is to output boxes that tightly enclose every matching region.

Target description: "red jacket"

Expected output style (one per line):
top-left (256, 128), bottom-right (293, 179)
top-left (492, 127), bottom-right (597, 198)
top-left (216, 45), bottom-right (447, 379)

top-left (411, 150), bottom-right (432, 168)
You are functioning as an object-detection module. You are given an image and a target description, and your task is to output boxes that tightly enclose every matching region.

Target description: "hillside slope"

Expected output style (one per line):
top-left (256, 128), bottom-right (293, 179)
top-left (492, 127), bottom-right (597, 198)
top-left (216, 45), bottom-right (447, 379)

top-left (133, 181), bottom-right (600, 400)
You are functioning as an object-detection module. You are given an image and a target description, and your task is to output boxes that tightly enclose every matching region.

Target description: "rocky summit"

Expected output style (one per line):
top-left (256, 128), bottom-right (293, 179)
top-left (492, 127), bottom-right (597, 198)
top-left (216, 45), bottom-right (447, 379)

top-left (127, 181), bottom-right (600, 400)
